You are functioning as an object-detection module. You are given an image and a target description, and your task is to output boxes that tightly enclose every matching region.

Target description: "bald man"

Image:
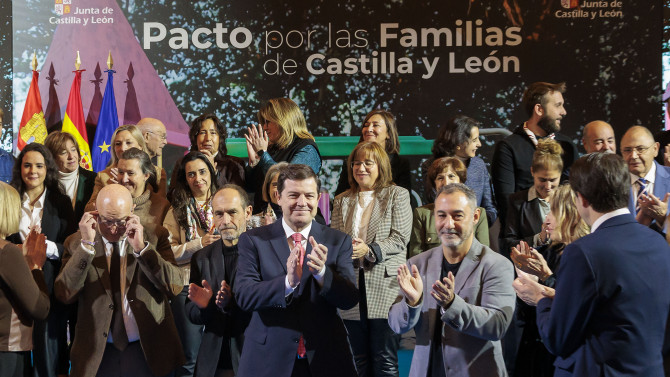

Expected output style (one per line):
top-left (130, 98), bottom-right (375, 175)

top-left (620, 126), bottom-right (670, 232)
top-left (55, 184), bottom-right (185, 377)
top-left (137, 117), bottom-right (168, 158)
top-left (582, 120), bottom-right (616, 154)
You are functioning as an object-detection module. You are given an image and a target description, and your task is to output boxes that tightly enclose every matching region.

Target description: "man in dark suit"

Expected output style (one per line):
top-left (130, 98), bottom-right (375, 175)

top-left (186, 184), bottom-right (253, 377)
top-left (620, 126), bottom-right (670, 232)
top-left (492, 81), bottom-right (579, 225)
top-left (54, 184), bottom-right (185, 377)
top-left (514, 153), bottom-right (670, 376)
top-left (234, 164), bottom-right (359, 377)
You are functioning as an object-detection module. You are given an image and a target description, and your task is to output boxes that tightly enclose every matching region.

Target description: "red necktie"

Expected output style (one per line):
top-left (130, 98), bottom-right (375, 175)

top-left (290, 233), bottom-right (307, 358)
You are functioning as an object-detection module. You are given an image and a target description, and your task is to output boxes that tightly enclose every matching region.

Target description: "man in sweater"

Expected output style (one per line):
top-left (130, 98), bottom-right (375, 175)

top-left (186, 184), bottom-right (253, 376)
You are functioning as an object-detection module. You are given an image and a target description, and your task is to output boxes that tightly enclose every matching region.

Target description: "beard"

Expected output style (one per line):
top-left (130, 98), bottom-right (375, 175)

top-left (439, 227), bottom-right (473, 248)
top-left (218, 224), bottom-right (241, 242)
top-left (537, 115), bottom-right (560, 134)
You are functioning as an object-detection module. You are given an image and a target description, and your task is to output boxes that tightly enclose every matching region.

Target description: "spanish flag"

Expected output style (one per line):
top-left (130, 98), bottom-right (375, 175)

top-left (62, 70), bottom-right (92, 170)
top-left (18, 70), bottom-right (47, 150)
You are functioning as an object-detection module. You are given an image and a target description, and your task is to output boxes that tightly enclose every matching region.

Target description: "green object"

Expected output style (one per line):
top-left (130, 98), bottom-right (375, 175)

top-left (225, 136), bottom-right (433, 158)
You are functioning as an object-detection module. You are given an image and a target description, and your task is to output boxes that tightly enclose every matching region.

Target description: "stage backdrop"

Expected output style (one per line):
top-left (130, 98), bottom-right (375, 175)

top-left (8, 0), bottom-right (667, 201)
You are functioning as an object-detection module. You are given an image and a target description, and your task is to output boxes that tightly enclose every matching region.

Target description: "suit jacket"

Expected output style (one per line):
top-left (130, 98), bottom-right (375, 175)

top-left (332, 185), bottom-right (412, 320)
top-left (501, 189), bottom-right (545, 258)
top-left (186, 241), bottom-right (250, 377)
top-left (234, 220), bottom-right (359, 377)
top-left (536, 214), bottom-right (670, 376)
top-left (388, 240), bottom-right (515, 377)
top-left (627, 160), bottom-right (670, 232)
top-left (54, 225), bottom-right (185, 377)
top-left (408, 203), bottom-right (489, 258)
top-left (73, 167), bottom-right (97, 222)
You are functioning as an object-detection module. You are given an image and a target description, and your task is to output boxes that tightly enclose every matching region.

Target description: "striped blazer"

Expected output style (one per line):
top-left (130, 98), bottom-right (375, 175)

top-left (332, 185), bottom-right (412, 320)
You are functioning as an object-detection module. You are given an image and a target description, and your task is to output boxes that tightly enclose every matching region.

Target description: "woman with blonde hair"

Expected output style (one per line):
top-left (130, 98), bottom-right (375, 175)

top-left (511, 183), bottom-right (589, 376)
top-left (245, 98), bottom-right (321, 212)
top-left (85, 124), bottom-right (166, 210)
top-left (248, 162), bottom-right (289, 228)
top-left (331, 141), bottom-right (411, 377)
top-left (0, 182), bottom-right (50, 377)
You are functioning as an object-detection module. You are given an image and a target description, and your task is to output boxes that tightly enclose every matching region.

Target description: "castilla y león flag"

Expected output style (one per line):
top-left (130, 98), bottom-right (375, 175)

top-left (18, 70), bottom-right (47, 150)
top-left (62, 70), bottom-right (92, 170)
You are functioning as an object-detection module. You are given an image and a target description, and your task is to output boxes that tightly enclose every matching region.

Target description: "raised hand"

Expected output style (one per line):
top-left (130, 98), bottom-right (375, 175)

top-left (188, 280), bottom-right (213, 309)
top-left (215, 280), bottom-right (232, 310)
top-left (109, 167), bottom-right (119, 184)
top-left (24, 229), bottom-right (47, 270)
top-left (431, 271), bottom-right (456, 309)
top-left (286, 244), bottom-right (303, 288)
top-left (124, 214), bottom-right (144, 253)
top-left (511, 241), bottom-right (552, 280)
top-left (245, 124), bottom-right (269, 154)
top-left (199, 149), bottom-right (217, 169)
top-left (201, 227), bottom-right (221, 247)
top-left (306, 236), bottom-right (328, 276)
top-left (79, 211), bottom-right (99, 244)
top-left (397, 264), bottom-right (423, 306)
top-left (638, 193), bottom-right (670, 224)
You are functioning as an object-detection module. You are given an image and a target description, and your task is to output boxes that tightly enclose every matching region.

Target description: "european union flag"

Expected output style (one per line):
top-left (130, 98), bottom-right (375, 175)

top-left (92, 70), bottom-right (119, 172)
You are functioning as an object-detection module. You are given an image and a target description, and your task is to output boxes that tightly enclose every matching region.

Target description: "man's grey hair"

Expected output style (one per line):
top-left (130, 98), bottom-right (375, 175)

top-left (436, 183), bottom-right (477, 212)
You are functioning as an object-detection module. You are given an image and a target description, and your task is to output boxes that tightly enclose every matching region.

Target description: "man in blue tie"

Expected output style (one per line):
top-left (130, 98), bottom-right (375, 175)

top-left (620, 125), bottom-right (670, 232)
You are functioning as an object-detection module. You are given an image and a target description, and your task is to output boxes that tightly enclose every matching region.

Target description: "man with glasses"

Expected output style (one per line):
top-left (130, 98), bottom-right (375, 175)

top-left (620, 125), bottom-right (670, 232)
top-left (137, 117), bottom-right (168, 160)
top-left (54, 184), bottom-right (185, 377)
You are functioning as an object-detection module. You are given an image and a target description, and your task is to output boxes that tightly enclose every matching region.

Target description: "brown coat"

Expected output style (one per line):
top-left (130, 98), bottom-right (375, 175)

top-left (54, 225), bottom-right (185, 377)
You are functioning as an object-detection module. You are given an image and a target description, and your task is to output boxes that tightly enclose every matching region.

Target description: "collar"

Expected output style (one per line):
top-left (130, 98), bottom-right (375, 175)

top-left (590, 208), bottom-right (630, 233)
top-left (523, 122), bottom-right (555, 147)
top-left (22, 188), bottom-right (47, 209)
top-left (281, 217), bottom-right (312, 242)
top-left (527, 187), bottom-right (549, 202)
top-left (630, 161), bottom-right (656, 184)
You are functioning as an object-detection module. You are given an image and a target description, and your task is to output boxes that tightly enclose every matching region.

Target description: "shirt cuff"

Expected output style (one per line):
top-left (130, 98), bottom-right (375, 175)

top-left (133, 241), bottom-right (150, 257)
top-left (314, 266), bottom-right (326, 284)
top-left (285, 275), bottom-right (298, 297)
top-left (45, 240), bottom-right (59, 259)
top-left (81, 242), bottom-right (96, 255)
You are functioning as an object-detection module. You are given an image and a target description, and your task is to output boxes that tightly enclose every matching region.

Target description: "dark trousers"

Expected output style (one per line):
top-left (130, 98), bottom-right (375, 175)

top-left (96, 342), bottom-right (173, 377)
top-left (33, 298), bottom-right (71, 377)
top-left (343, 272), bottom-right (400, 377)
top-left (171, 286), bottom-right (203, 377)
top-left (0, 351), bottom-right (32, 377)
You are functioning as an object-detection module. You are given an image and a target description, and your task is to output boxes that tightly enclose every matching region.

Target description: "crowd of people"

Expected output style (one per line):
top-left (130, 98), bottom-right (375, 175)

top-left (1, 82), bottom-right (670, 377)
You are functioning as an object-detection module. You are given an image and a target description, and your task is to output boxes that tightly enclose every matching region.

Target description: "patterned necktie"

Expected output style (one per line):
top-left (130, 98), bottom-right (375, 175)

top-left (636, 177), bottom-right (649, 214)
top-left (290, 233), bottom-right (307, 358)
top-left (110, 242), bottom-right (129, 351)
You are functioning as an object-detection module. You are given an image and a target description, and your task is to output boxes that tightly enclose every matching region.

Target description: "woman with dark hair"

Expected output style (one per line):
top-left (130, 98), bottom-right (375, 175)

top-left (9, 143), bottom-right (76, 377)
top-left (409, 157), bottom-right (489, 258)
top-left (331, 141), bottom-right (412, 377)
top-left (164, 151), bottom-right (220, 377)
top-left (422, 114), bottom-right (497, 224)
top-left (245, 98), bottom-right (322, 212)
top-left (335, 109), bottom-right (411, 196)
top-left (0, 181), bottom-right (50, 377)
top-left (189, 113), bottom-right (245, 188)
top-left (44, 131), bottom-right (97, 222)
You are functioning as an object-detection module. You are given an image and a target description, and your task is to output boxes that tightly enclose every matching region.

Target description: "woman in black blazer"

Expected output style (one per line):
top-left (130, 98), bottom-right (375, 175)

top-left (9, 143), bottom-right (76, 377)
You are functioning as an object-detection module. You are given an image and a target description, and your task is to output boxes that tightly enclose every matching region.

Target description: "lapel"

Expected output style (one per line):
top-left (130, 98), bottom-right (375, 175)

top-left (365, 188), bottom-right (390, 244)
top-left (342, 194), bottom-right (357, 234)
top-left (653, 161), bottom-right (670, 199)
top-left (453, 239), bottom-right (484, 294)
top-left (91, 233), bottom-right (113, 300)
top-left (125, 238), bottom-right (137, 290)
top-left (41, 190), bottom-right (57, 241)
top-left (269, 220), bottom-right (291, 274)
top-left (423, 247), bottom-right (444, 310)
top-left (76, 169), bottom-right (87, 204)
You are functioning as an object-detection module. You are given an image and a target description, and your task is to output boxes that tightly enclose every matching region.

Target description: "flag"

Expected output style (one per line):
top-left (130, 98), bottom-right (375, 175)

top-left (62, 70), bottom-right (92, 170)
top-left (18, 70), bottom-right (47, 150)
top-left (92, 70), bottom-right (118, 172)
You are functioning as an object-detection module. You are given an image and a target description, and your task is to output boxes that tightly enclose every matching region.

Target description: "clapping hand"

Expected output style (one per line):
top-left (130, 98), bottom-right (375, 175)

top-left (188, 280), bottom-right (213, 309)
top-left (511, 241), bottom-right (553, 281)
top-left (397, 264), bottom-right (423, 306)
top-left (286, 243), bottom-right (303, 288)
top-left (215, 280), bottom-right (232, 310)
top-left (513, 270), bottom-right (555, 306)
top-left (109, 167), bottom-right (119, 184)
top-left (431, 272), bottom-right (456, 309)
top-left (306, 236), bottom-right (328, 277)
top-left (24, 229), bottom-right (47, 270)
top-left (637, 193), bottom-right (669, 225)
top-left (245, 124), bottom-right (269, 154)
top-left (352, 238), bottom-right (367, 259)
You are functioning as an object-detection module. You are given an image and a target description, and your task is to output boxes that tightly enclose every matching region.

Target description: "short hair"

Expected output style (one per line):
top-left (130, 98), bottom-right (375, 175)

top-left (276, 164), bottom-right (321, 196)
top-left (11, 142), bottom-right (64, 196)
top-left (522, 82), bottom-right (567, 117)
top-left (119, 147), bottom-right (158, 193)
top-left (532, 139), bottom-right (564, 173)
top-left (427, 157), bottom-right (467, 188)
top-left (346, 141), bottom-right (393, 192)
top-left (431, 115), bottom-right (480, 158)
top-left (436, 182), bottom-right (477, 212)
top-left (0, 181), bottom-right (20, 238)
top-left (549, 184), bottom-right (590, 244)
top-left (217, 183), bottom-right (251, 210)
top-left (257, 98), bottom-right (314, 150)
top-left (44, 131), bottom-right (80, 164)
top-left (357, 109), bottom-right (400, 155)
top-left (189, 113), bottom-right (228, 156)
top-left (569, 153), bottom-right (630, 213)
top-left (262, 162), bottom-right (289, 202)
top-left (168, 151), bottom-right (218, 230)
top-left (110, 125), bottom-right (148, 166)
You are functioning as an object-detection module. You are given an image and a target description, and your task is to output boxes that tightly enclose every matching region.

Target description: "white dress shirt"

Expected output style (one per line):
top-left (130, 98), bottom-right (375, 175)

top-left (20, 190), bottom-right (59, 259)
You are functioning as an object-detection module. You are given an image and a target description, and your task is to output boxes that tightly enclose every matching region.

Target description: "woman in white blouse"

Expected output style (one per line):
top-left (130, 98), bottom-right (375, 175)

top-left (331, 141), bottom-right (412, 377)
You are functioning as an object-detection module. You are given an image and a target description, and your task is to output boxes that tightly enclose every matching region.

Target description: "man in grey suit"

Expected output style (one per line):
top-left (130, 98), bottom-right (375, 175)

top-left (388, 183), bottom-right (515, 377)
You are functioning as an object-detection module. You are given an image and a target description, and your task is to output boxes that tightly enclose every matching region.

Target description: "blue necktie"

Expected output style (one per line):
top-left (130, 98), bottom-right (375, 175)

top-left (636, 177), bottom-right (649, 214)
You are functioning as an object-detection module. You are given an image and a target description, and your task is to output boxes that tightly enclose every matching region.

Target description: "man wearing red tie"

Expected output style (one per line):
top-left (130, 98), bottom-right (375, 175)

top-left (234, 164), bottom-right (359, 377)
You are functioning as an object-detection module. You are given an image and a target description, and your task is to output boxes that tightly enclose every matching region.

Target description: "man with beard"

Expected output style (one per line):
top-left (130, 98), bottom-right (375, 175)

top-left (388, 183), bottom-right (515, 376)
top-left (186, 184), bottom-right (253, 377)
top-left (492, 82), bottom-right (579, 225)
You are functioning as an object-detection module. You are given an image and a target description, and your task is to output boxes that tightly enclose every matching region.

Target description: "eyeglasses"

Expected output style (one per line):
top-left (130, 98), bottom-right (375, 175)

top-left (146, 131), bottom-right (167, 140)
top-left (621, 145), bottom-right (653, 155)
top-left (351, 160), bottom-right (376, 168)
top-left (98, 216), bottom-right (128, 228)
